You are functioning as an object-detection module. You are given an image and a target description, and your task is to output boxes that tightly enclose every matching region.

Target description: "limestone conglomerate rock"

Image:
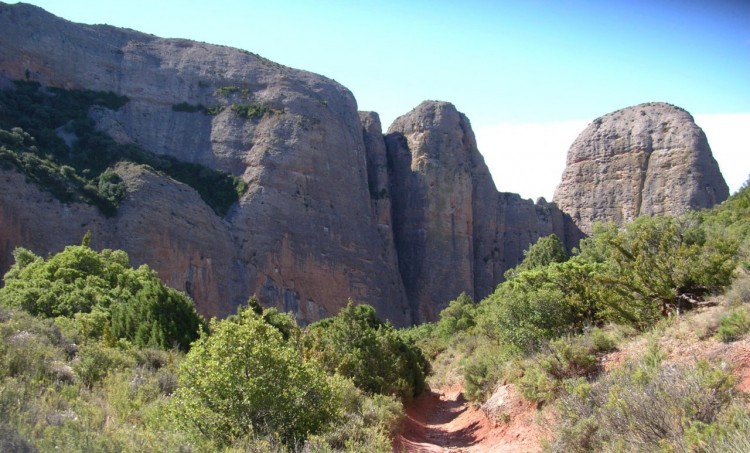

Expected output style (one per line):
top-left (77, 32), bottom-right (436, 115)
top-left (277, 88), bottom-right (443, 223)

top-left (0, 162), bottom-right (237, 318)
top-left (1, 4), bottom-right (723, 326)
top-left (385, 101), bottom-right (577, 322)
top-left (0, 2), bottom-right (412, 325)
top-left (553, 102), bottom-right (729, 234)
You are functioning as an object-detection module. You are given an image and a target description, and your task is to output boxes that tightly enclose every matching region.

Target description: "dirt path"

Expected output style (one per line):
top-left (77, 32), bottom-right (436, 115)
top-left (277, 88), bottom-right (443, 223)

top-left (394, 384), bottom-right (543, 452)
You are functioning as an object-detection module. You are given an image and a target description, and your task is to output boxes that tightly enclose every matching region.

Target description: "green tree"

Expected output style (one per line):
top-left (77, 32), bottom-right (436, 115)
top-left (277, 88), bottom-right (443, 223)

top-left (305, 302), bottom-right (430, 399)
top-left (435, 292), bottom-right (476, 340)
top-left (171, 308), bottom-right (336, 445)
top-left (0, 242), bottom-right (205, 350)
top-left (506, 234), bottom-right (569, 278)
top-left (582, 216), bottom-right (738, 326)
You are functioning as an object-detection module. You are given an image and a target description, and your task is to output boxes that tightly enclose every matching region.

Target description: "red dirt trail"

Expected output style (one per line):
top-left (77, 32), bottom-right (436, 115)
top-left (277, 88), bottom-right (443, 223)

top-left (394, 384), bottom-right (544, 452)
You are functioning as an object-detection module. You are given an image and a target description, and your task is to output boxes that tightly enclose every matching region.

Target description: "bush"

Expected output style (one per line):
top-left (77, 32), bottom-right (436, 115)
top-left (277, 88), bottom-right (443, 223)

top-left (505, 233), bottom-right (569, 279)
top-left (231, 103), bottom-right (271, 119)
top-left (581, 216), bottom-right (738, 327)
top-left (305, 302), bottom-right (430, 399)
top-left (0, 243), bottom-right (206, 351)
top-left (171, 308), bottom-right (337, 445)
top-left (434, 292), bottom-right (476, 341)
top-left (515, 338), bottom-right (599, 404)
top-left (462, 341), bottom-right (519, 401)
top-left (477, 280), bottom-right (579, 352)
top-left (716, 307), bottom-right (750, 343)
top-left (74, 343), bottom-right (134, 387)
top-left (307, 374), bottom-right (402, 452)
top-left (552, 357), bottom-right (736, 452)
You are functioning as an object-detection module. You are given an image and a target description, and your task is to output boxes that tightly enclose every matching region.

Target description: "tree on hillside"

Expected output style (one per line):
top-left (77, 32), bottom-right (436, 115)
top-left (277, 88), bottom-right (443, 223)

top-left (0, 239), bottom-right (206, 350)
top-left (580, 216), bottom-right (738, 326)
top-left (505, 234), bottom-right (569, 279)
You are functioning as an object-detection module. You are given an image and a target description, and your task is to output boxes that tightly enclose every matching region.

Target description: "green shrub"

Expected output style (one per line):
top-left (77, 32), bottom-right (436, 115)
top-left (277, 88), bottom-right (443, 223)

top-left (305, 302), bottom-right (430, 399)
top-left (504, 233), bottom-right (569, 279)
top-left (477, 281), bottom-right (579, 352)
top-left (462, 342), bottom-right (519, 401)
top-left (716, 307), bottom-right (750, 343)
top-left (231, 103), bottom-right (270, 119)
top-left (171, 308), bottom-right (337, 445)
top-left (588, 327), bottom-right (618, 353)
top-left (580, 216), bottom-right (738, 328)
top-left (515, 337), bottom-right (599, 404)
top-left (307, 374), bottom-right (402, 452)
top-left (551, 358), bottom-right (736, 452)
top-left (434, 292), bottom-right (476, 341)
top-left (74, 343), bottom-right (134, 387)
top-left (0, 243), bottom-right (206, 351)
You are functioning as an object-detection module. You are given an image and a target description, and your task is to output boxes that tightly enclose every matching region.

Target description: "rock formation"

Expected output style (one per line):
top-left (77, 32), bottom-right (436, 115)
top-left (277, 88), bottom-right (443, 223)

top-left (554, 102), bottom-right (729, 234)
top-left (0, 4), bottom-right (727, 325)
top-left (0, 2), bottom-right (411, 324)
top-left (384, 101), bottom-right (577, 321)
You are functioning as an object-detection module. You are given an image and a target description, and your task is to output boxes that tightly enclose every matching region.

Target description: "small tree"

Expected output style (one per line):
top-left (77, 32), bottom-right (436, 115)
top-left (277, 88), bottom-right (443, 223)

top-left (505, 234), bottom-right (569, 279)
top-left (305, 302), bottom-right (430, 399)
top-left (581, 216), bottom-right (738, 327)
top-left (0, 242), bottom-right (205, 350)
top-left (171, 309), bottom-right (336, 445)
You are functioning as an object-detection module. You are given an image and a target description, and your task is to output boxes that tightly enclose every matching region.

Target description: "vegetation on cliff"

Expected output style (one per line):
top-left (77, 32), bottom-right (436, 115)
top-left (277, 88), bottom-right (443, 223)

top-left (0, 81), bottom-right (247, 216)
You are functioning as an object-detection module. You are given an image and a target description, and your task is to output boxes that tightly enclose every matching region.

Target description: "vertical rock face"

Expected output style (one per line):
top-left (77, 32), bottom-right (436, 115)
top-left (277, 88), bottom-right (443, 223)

top-left (0, 2), bottom-right (412, 325)
top-left (385, 101), bottom-right (576, 322)
top-left (553, 103), bottom-right (729, 234)
top-left (386, 102), bottom-right (479, 321)
top-left (0, 163), bottom-right (238, 318)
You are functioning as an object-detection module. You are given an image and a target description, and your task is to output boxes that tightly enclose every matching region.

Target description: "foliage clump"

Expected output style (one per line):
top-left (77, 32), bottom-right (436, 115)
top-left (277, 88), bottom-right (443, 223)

top-left (0, 240), bottom-right (206, 351)
top-left (0, 81), bottom-right (246, 216)
top-left (231, 103), bottom-right (271, 119)
top-left (305, 302), bottom-right (430, 399)
top-left (172, 308), bottom-right (336, 445)
top-left (552, 353), bottom-right (739, 452)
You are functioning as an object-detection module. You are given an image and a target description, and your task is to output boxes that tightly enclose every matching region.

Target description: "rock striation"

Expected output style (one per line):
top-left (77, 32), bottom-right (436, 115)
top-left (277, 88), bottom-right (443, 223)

top-left (553, 103), bottom-right (729, 234)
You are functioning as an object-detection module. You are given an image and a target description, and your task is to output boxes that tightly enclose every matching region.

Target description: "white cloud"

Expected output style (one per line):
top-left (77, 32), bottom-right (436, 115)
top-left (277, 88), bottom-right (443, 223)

top-left (474, 120), bottom-right (589, 201)
top-left (474, 113), bottom-right (749, 201)
top-left (694, 113), bottom-right (750, 195)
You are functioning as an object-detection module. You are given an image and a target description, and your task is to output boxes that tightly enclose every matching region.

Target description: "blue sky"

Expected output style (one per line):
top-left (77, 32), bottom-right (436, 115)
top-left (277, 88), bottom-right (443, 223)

top-left (16, 0), bottom-right (750, 199)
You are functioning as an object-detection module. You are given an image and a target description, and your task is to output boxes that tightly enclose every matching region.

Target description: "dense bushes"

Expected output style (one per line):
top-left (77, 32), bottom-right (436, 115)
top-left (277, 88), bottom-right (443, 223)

top-left (552, 354), bottom-right (738, 452)
top-left (477, 215), bottom-right (738, 352)
top-left (0, 241), bottom-right (206, 351)
top-left (0, 81), bottom-right (246, 216)
top-left (0, 288), bottom-right (404, 451)
top-left (305, 302), bottom-right (430, 399)
top-left (172, 308), bottom-right (337, 445)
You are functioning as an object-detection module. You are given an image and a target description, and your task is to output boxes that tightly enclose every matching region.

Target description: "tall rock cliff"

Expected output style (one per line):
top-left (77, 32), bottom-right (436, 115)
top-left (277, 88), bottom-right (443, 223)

top-left (385, 101), bottom-right (577, 321)
top-left (0, 4), bottom-right (725, 325)
top-left (0, 2), bottom-right (411, 324)
top-left (553, 102), bottom-right (729, 234)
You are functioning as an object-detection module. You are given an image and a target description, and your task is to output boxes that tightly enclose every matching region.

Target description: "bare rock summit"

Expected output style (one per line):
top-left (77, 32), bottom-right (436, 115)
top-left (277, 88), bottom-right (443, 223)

top-left (553, 102), bottom-right (728, 234)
